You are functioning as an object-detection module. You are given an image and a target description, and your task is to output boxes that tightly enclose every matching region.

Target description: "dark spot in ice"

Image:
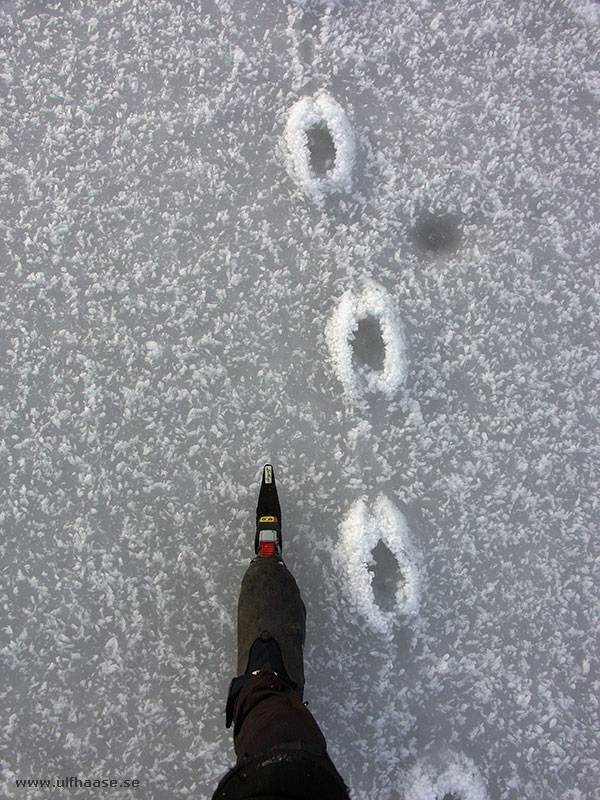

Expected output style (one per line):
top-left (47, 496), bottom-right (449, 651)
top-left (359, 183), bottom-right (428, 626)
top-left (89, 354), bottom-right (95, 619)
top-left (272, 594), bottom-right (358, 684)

top-left (351, 317), bottom-right (385, 372)
top-left (441, 794), bottom-right (460, 800)
top-left (414, 212), bottom-right (461, 253)
top-left (367, 539), bottom-right (400, 613)
top-left (306, 123), bottom-right (336, 175)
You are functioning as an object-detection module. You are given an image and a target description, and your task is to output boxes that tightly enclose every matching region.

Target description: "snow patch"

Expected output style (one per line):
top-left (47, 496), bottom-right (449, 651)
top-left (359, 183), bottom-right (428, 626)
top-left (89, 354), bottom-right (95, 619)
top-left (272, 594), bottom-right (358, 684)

top-left (565, 0), bottom-right (600, 26)
top-left (325, 280), bottom-right (407, 403)
top-left (403, 750), bottom-right (489, 800)
top-left (284, 90), bottom-right (355, 203)
top-left (336, 495), bottom-right (420, 635)
top-left (145, 341), bottom-right (163, 362)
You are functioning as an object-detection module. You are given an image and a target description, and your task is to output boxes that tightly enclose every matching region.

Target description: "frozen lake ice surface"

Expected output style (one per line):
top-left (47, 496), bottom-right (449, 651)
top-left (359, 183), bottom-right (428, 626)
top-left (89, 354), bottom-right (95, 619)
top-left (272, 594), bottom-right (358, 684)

top-left (1, 0), bottom-right (599, 798)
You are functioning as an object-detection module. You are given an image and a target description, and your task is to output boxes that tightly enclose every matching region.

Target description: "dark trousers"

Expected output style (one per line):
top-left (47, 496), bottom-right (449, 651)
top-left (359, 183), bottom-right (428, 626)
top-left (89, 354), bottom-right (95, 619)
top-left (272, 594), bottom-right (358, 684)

top-left (212, 666), bottom-right (350, 799)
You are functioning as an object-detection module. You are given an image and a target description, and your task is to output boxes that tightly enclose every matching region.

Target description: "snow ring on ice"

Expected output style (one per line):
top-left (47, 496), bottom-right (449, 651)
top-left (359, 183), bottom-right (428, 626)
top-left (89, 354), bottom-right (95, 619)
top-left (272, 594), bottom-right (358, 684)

top-left (403, 751), bottom-right (489, 800)
top-left (325, 280), bottom-right (407, 402)
top-left (284, 91), bottom-right (355, 203)
top-left (337, 495), bottom-right (420, 635)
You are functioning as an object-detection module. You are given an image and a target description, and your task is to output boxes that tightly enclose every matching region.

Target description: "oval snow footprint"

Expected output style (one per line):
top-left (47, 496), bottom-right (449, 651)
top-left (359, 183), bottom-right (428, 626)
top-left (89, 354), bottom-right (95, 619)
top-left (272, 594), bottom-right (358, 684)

top-left (325, 280), bottom-right (407, 404)
top-left (284, 90), bottom-right (355, 204)
top-left (402, 751), bottom-right (489, 800)
top-left (337, 495), bottom-right (420, 636)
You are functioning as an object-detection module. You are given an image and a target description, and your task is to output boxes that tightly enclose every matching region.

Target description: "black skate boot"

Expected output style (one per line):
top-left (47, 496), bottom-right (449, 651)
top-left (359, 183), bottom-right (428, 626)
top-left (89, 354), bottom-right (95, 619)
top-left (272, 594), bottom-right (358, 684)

top-left (225, 465), bottom-right (306, 727)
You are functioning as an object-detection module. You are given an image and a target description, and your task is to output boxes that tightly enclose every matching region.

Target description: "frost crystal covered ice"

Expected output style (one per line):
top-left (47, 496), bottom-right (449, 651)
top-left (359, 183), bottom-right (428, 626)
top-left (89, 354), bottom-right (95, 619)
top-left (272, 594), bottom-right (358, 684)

top-left (1, 0), bottom-right (599, 797)
top-left (284, 90), bottom-right (355, 203)
top-left (325, 280), bottom-right (407, 403)
top-left (336, 495), bottom-right (420, 635)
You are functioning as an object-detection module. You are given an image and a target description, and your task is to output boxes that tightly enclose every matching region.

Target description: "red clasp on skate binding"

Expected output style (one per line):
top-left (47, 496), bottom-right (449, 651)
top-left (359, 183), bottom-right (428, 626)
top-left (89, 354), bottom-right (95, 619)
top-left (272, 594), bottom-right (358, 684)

top-left (258, 527), bottom-right (278, 558)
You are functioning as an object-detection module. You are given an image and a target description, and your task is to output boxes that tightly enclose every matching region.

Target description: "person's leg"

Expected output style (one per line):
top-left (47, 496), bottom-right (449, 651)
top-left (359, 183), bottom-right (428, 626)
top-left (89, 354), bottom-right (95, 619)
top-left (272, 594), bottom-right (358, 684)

top-left (215, 554), bottom-right (350, 799)
top-left (233, 664), bottom-right (327, 760)
top-left (217, 661), bottom-right (350, 800)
